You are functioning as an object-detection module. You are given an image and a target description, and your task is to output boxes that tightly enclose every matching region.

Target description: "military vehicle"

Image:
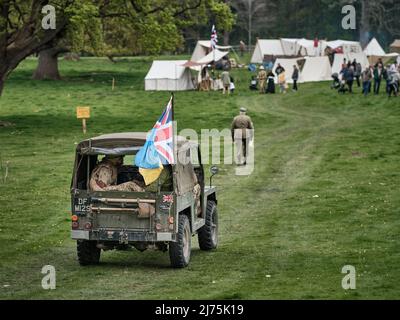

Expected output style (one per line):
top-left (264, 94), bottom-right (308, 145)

top-left (70, 132), bottom-right (218, 268)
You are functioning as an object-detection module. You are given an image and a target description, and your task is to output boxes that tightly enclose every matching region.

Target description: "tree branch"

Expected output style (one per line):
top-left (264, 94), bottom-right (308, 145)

top-left (174, 0), bottom-right (202, 17)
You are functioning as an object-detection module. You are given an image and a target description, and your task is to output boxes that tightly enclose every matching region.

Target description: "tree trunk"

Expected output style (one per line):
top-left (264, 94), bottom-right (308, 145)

top-left (0, 73), bottom-right (5, 96)
top-left (223, 30), bottom-right (230, 46)
top-left (359, 0), bottom-right (370, 47)
top-left (32, 48), bottom-right (62, 80)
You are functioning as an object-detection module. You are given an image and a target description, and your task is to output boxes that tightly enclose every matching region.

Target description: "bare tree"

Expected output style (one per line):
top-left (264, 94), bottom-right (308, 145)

top-left (359, 0), bottom-right (400, 44)
top-left (230, 0), bottom-right (277, 47)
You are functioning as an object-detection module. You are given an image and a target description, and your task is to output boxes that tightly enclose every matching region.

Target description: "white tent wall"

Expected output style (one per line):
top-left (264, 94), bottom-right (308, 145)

top-left (272, 58), bottom-right (303, 84)
top-left (280, 39), bottom-right (300, 56)
top-left (331, 53), bottom-right (345, 75)
top-left (301, 56), bottom-right (332, 82)
top-left (145, 60), bottom-right (195, 91)
top-left (347, 52), bottom-right (369, 69)
top-left (331, 52), bottom-right (369, 75)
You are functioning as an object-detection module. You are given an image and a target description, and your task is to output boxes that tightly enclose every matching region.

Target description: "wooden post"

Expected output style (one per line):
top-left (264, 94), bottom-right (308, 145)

top-left (82, 118), bottom-right (87, 134)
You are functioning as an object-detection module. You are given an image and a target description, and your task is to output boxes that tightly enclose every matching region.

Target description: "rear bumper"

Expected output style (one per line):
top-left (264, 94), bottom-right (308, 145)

top-left (71, 229), bottom-right (174, 242)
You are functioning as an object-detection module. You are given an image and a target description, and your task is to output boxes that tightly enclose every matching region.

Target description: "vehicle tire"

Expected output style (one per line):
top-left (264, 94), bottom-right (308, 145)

top-left (169, 214), bottom-right (191, 268)
top-left (198, 200), bottom-right (218, 250)
top-left (77, 240), bottom-right (101, 266)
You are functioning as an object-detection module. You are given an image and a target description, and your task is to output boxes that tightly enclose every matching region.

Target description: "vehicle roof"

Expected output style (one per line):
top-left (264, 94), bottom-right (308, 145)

top-left (76, 132), bottom-right (197, 154)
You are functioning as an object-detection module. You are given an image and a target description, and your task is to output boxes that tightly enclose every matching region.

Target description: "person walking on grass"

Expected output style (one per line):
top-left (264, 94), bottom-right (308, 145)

top-left (278, 71), bottom-right (287, 94)
top-left (341, 65), bottom-right (354, 93)
top-left (362, 66), bottom-right (372, 96)
top-left (221, 68), bottom-right (231, 95)
top-left (373, 64), bottom-right (383, 94)
top-left (292, 65), bottom-right (299, 92)
top-left (387, 68), bottom-right (400, 98)
top-left (355, 61), bottom-right (362, 87)
top-left (231, 107), bottom-right (254, 166)
top-left (266, 70), bottom-right (276, 94)
top-left (257, 66), bottom-right (267, 94)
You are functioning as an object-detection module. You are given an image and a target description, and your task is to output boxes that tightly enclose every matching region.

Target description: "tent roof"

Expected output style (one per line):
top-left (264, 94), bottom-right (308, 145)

top-left (145, 60), bottom-right (188, 80)
top-left (257, 39), bottom-right (285, 56)
top-left (326, 40), bottom-right (361, 49)
top-left (390, 40), bottom-right (400, 47)
top-left (196, 49), bottom-right (229, 64)
top-left (364, 38), bottom-right (385, 56)
top-left (196, 40), bottom-right (231, 50)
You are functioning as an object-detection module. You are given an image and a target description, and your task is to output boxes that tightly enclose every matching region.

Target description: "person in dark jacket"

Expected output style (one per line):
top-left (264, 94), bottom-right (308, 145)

top-left (373, 65), bottom-right (383, 94)
top-left (266, 71), bottom-right (275, 94)
top-left (292, 65), bottom-right (299, 92)
top-left (275, 64), bottom-right (285, 76)
top-left (341, 65), bottom-right (354, 93)
top-left (354, 61), bottom-right (362, 87)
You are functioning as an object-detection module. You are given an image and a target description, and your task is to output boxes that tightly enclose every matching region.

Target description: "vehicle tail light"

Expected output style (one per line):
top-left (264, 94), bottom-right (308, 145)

top-left (155, 223), bottom-right (162, 231)
top-left (72, 215), bottom-right (78, 222)
top-left (72, 221), bottom-right (79, 229)
top-left (168, 216), bottom-right (174, 224)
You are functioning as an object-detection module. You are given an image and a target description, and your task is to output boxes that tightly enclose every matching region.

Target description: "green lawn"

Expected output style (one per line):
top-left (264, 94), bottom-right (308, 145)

top-left (0, 57), bottom-right (399, 299)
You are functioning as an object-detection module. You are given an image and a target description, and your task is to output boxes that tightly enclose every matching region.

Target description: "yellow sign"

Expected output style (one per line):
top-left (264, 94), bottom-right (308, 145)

top-left (76, 106), bottom-right (90, 119)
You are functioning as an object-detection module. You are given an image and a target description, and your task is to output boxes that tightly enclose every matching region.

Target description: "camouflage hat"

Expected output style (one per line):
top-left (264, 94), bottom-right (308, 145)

top-left (240, 107), bottom-right (247, 112)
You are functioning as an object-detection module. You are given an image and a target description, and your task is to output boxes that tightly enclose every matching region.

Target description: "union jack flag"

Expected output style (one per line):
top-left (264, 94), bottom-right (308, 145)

top-left (163, 194), bottom-right (174, 203)
top-left (210, 25), bottom-right (218, 49)
top-left (153, 97), bottom-right (174, 164)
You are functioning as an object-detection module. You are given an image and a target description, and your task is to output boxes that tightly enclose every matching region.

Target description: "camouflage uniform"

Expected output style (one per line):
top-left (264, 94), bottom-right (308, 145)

top-left (231, 113), bottom-right (254, 165)
top-left (258, 69), bottom-right (267, 93)
top-left (89, 160), bottom-right (144, 192)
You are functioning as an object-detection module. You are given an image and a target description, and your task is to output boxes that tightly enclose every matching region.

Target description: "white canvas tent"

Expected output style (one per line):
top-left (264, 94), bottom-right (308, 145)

top-left (251, 39), bottom-right (285, 63)
top-left (191, 40), bottom-right (231, 62)
top-left (364, 38), bottom-right (386, 56)
top-left (301, 56), bottom-right (332, 82)
top-left (272, 58), bottom-right (303, 84)
top-left (145, 60), bottom-right (195, 91)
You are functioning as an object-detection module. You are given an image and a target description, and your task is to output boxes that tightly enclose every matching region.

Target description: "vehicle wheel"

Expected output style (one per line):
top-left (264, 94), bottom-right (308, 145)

top-left (169, 215), bottom-right (191, 268)
top-left (77, 240), bottom-right (101, 266)
top-left (198, 200), bottom-right (218, 250)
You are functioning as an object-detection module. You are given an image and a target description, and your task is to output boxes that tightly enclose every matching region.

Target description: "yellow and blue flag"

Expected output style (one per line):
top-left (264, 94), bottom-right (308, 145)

top-left (135, 97), bottom-right (174, 185)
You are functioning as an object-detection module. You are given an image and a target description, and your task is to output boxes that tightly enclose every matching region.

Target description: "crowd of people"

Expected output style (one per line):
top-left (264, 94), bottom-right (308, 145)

top-left (336, 58), bottom-right (400, 97)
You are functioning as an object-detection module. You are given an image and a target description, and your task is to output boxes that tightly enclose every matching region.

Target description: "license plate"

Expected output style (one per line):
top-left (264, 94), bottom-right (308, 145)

top-left (73, 197), bottom-right (91, 214)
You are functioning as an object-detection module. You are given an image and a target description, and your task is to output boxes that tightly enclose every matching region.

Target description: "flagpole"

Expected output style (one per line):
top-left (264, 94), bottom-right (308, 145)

top-left (170, 92), bottom-right (178, 195)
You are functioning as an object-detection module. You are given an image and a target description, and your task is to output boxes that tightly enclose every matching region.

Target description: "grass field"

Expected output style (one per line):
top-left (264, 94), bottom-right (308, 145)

top-left (0, 56), bottom-right (399, 299)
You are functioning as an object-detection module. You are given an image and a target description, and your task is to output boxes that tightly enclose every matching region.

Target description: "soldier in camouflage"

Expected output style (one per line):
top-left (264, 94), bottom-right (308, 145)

top-left (231, 107), bottom-right (254, 165)
top-left (89, 155), bottom-right (144, 192)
